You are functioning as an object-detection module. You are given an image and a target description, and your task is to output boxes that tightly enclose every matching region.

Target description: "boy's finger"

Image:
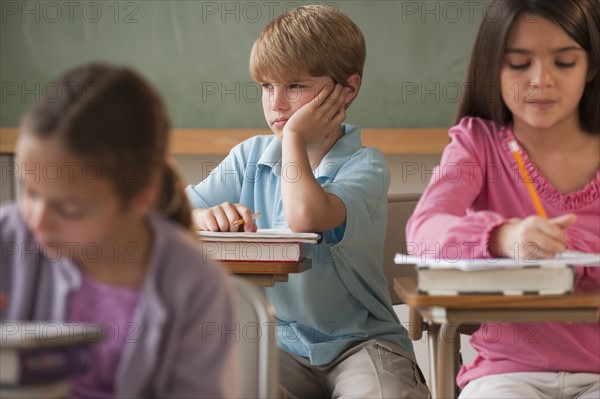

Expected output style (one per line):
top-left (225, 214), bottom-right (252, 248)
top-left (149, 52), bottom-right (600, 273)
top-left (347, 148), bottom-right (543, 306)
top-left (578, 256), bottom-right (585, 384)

top-left (213, 207), bottom-right (233, 232)
top-left (313, 83), bottom-right (336, 105)
top-left (318, 84), bottom-right (343, 107)
top-left (204, 213), bottom-right (221, 232)
top-left (234, 204), bottom-right (255, 232)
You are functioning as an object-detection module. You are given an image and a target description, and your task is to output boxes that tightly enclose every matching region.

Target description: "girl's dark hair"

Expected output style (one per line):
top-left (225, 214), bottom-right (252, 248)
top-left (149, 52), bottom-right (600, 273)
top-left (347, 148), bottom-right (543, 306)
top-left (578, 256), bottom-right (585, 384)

top-left (22, 62), bottom-right (192, 228)
top-left (456, 0), bottom-right (600, 133)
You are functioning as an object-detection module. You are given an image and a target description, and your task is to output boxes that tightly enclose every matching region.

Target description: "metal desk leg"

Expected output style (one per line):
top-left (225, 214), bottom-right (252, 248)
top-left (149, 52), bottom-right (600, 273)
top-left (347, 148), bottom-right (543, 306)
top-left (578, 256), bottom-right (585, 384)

top-left (426, 323), bottom-right (440, 396)
top-left (435, 323), bottom-right (460, 398)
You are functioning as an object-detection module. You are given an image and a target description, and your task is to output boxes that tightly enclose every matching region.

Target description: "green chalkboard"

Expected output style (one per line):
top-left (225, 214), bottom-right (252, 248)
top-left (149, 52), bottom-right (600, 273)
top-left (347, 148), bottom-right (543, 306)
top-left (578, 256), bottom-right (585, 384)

top-left (1, 0), bottom-right (485, 129)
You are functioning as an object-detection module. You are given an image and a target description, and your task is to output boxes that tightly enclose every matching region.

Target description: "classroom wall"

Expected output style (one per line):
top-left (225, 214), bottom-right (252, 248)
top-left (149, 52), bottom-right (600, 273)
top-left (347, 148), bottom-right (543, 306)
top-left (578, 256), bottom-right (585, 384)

top-left (0, 154), bottom-right (445, 205)
top-left (174, 153), bottom-right (442, 194)
top-left (0, 0), bottom-right (485, 129)
top-left (0, 155), bottom-right (15, 204)
top-left (2, 0), bottom-right (488, 199)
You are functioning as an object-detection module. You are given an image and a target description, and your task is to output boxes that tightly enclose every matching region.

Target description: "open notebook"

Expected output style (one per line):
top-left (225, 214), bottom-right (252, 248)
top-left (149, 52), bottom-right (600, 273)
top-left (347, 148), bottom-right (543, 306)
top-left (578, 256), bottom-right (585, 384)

top-left (395, 251), bottom-right (600, 270)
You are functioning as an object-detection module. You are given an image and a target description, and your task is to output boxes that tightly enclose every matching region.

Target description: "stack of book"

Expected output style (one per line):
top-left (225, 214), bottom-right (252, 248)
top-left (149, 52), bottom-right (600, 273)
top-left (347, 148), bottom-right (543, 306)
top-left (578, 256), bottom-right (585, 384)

top-left (0, 322), bottom-right (104, 399)
top-left (394, 251), bottom-right (600, 295)
top-left (198, 228), bottom-right (320, 262)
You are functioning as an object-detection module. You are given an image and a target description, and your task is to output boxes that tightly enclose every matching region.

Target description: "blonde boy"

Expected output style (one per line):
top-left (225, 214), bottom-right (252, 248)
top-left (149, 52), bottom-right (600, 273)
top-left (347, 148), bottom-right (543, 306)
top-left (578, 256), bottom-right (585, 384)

top-left (187, 5), bottom-right (429, 398)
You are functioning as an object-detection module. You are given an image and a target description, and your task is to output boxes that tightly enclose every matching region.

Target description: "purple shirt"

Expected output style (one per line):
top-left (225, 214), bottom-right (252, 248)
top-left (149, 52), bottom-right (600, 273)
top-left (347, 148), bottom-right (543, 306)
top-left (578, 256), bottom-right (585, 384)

top-left (67, 273), bottom-right (140, 398)
top-left (407, 117), bottom-right (600, 387)
top-left (0, 204), bottom-right (240, 398)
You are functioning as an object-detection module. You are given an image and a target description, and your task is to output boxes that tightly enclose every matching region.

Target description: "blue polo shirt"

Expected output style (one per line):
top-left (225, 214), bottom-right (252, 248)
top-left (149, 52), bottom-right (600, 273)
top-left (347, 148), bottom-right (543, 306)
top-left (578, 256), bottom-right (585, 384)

top-left (186, 124), bottom-right (414, 365)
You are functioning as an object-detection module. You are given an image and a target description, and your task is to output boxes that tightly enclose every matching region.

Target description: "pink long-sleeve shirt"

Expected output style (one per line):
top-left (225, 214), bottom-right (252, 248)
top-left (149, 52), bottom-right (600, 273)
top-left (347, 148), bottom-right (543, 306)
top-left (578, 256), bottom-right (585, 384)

top-left (406, 117), bottom-right (600, 388)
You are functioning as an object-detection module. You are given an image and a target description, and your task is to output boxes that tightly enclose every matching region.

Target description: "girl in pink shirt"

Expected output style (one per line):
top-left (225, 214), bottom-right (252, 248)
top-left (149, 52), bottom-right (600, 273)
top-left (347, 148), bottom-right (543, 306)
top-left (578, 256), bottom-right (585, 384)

top-left (407, 0), bottom-right (600, 397)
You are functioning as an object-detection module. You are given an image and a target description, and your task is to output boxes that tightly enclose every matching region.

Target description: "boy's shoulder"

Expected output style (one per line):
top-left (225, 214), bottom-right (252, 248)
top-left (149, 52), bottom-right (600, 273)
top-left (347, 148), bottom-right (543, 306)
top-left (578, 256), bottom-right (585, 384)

top-left (236, 134), bottom-right (277, 152)
top-left (227, 134), bottom-right (279, 164)
top-left (323, 124), bottom-right (389, 172)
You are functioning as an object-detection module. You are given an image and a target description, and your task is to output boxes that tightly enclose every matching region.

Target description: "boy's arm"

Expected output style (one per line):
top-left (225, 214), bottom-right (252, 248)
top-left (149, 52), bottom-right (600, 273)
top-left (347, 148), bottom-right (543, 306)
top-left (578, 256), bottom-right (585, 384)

top-left (281, 85), bottom-right (347, 232)
top-left (185, 146), bottom-right (256, 232)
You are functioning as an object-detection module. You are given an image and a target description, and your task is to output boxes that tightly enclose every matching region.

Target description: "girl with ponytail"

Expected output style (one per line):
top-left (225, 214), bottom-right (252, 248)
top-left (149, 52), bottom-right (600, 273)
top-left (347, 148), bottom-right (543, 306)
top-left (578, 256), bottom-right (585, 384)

top-left (0, 62), bottom-right (239, 398)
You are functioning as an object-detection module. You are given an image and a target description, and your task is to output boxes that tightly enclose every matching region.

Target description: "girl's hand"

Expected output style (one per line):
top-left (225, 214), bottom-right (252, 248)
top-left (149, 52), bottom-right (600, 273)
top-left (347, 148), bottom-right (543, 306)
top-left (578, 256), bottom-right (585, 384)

top-left (490, 214), bottom-right (577, 259)
top-left (283, 84), bottom-right (346, 150)
top-left (192, 202), bottom-right (258, 232)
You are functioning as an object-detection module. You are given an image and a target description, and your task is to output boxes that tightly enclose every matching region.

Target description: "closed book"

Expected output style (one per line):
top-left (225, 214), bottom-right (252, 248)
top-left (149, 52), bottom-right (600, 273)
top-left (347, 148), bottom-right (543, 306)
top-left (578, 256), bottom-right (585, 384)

top-left (0, 379), bottom-right (69, 399)
top-left (1, 322), bottom-right (104, 385)
top-left (1, 322), bottom-right (104, 349)
top-left (201, 241), bottom-right (303, 262)
top-left (394, 251), bottom-right (599, 295)
top-left (197, 228), bottom-right (320, 244)
top-left (0, 344), bottom-right (89, 385)
top-left (415, 265), bottom-right (575, 295)
top-left (198, 228), bottom-right (320, 263)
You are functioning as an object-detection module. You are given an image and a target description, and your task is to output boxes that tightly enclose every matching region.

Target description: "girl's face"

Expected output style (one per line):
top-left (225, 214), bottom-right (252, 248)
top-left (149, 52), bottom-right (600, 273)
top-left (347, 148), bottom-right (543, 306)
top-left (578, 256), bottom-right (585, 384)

top-left (16, 132), bottom-right (140, 262)
top-left (260, 74), bottom-right (336, 141)
top-left (500, 14), bottom-right (591, 133)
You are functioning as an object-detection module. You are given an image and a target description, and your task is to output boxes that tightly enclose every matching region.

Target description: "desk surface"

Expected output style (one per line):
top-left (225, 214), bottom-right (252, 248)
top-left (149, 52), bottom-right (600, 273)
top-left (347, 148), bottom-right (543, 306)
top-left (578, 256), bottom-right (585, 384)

top-left (222, 258), bottom-right (312, 287)
top-left (395, 277), bottom-right (600, 310)
top-left (394, 276), bottom-right (600, 399)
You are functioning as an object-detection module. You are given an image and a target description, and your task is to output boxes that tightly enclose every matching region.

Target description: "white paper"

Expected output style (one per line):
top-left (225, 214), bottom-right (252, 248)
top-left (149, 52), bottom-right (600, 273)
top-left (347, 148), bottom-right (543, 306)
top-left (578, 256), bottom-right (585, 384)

top-left (394, 251), bottom-right (600, 270)
top-left (197, 228), bottom-right (320, 244)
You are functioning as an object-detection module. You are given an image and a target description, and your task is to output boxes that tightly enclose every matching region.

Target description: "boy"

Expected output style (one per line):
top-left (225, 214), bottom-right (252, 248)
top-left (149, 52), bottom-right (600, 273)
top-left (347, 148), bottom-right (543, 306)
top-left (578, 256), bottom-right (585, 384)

top-left (186, 5), bottom-right (429, 398)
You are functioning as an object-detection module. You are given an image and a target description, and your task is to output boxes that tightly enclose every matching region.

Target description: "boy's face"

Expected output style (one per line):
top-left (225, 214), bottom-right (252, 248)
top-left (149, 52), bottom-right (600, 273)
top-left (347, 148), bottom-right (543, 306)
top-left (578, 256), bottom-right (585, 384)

top-left (260, 74), bottom-right (336, 140)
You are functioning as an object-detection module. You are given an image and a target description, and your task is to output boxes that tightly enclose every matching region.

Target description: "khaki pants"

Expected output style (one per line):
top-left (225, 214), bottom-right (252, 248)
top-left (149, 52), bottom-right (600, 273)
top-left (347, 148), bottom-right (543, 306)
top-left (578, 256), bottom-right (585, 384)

top-left (459, 372), bottom-right (600, 398)
top-left (278, 339), bottom-right (431, 399)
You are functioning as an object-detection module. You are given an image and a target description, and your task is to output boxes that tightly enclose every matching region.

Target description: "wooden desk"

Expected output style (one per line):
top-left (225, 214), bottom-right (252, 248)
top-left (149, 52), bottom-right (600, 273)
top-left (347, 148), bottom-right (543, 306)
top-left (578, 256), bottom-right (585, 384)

top-left (222, 258), bottom-right (312, 287)
top-left (394, 277), bottom-right (600, 399)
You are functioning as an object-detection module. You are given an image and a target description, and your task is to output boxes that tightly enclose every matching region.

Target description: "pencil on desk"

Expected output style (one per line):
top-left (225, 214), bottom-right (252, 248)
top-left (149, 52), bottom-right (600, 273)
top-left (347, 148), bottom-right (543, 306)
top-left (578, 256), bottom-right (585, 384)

top-left (232, 212), bottom-right (262, 226)
top-left (508, 140), bottom-right (547, 219)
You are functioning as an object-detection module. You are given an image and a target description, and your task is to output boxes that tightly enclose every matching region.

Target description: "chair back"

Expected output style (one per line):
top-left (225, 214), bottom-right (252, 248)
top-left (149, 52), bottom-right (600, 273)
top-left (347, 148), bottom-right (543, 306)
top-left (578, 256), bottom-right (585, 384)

top-left (384, 193), bottom-right (421, 305)
top-left (232, 277), bottom-right (279, 398)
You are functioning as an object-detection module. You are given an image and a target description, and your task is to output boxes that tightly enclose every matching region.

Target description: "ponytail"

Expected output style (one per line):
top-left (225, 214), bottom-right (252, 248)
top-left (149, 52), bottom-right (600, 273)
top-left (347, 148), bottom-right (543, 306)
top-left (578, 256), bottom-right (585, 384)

top-left (157, 158), bottom-right (193, 230)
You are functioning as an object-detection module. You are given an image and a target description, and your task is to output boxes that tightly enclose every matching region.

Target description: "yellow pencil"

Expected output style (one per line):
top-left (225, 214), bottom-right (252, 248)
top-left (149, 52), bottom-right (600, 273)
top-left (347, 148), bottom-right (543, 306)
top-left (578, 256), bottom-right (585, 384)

top-left (232, 212), bottom-right (262, 226)
top-left (508, 140), bottom-right (547, 219)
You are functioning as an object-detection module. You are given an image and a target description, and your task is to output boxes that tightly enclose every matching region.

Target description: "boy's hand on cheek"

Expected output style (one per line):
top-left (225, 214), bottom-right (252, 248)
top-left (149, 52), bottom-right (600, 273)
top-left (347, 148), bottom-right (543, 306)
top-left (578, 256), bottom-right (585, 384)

top-left (283, 84), bottom-right (346, 149)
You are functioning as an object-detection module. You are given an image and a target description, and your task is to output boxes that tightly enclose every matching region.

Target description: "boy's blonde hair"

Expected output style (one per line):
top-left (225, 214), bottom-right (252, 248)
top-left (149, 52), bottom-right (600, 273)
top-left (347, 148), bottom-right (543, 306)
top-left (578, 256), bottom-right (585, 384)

top-left (250, 5), bottom-right (366, 87)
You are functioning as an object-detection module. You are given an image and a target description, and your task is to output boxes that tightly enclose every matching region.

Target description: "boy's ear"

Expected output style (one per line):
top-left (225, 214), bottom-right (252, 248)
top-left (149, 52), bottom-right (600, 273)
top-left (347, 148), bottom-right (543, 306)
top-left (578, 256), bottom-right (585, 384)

top-left (343, 74), bottom-right (361, 105)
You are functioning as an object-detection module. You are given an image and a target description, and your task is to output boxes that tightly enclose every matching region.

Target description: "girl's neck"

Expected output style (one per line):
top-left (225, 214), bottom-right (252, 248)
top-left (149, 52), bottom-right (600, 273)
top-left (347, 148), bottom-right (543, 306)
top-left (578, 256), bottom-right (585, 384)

top-left (77, 216), bottom-right (153, 289)
top-left (512, 117), bottom-right (590, 154)
top-left (512, 117), bottom-right (600, 194)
